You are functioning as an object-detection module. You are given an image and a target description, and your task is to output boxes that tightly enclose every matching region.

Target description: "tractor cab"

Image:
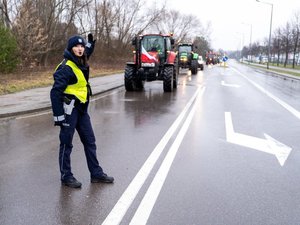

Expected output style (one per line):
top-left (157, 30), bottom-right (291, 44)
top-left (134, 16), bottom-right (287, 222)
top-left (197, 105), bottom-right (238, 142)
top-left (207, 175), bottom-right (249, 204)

top-left (178, 43), bottom-right (198, 74)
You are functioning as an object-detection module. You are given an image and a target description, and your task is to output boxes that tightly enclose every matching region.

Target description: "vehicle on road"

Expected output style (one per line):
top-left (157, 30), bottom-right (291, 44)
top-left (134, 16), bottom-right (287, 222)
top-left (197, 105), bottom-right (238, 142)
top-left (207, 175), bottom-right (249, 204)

top-left (124, 33), bottom-right (178, 92)
top-left (206, 51), bottom-right (219, 65)
top-left (177, 43), bottom-right (199, 75)
top-left (198, 55), bottom-right (204, 70)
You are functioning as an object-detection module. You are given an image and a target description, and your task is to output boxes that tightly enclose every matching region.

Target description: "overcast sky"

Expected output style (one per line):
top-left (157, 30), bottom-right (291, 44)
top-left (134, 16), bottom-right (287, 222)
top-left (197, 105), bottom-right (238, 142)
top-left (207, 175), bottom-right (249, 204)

top-left (163, 0), bottom-right (300, 51)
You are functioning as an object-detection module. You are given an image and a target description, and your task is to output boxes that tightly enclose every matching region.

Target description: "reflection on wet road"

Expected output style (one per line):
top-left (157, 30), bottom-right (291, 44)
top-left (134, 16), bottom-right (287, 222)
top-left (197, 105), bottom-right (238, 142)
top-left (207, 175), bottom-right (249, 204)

top-left (2, 63), bottom-right (300, 225)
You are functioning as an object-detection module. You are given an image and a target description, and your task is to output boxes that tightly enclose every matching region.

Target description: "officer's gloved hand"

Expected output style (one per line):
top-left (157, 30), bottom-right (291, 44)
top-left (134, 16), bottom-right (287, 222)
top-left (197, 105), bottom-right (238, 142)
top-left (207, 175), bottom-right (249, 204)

top-left (54, 120), bottom-right (70, 127)
top-left (86, 33), bottom-right (96, 59)
top-left (88, 33), bottom-right (96, 43)
top-left (86, 33), bottom-right (96, 48)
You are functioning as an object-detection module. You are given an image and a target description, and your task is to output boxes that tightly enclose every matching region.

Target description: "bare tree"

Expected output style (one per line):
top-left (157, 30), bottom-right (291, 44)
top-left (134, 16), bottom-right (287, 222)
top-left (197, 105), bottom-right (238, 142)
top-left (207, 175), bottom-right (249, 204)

top-left (16, 0), bottom-right (93, 66)
top-left (273, 28), bottom-right (283, 66)
top-left (250, 41), bottom-right (262, 57)
top-left (12, 0), bottom-right (48, 67)
top-left (193, 36), bottom-right (211, 57)
top-left (0, 0), bottom-right (11, 28)
top-left (130, 1), bottom-right (166, 36)
top-left (83, 0), bottom-right (167, 61)
top-left (5, 0), bottom-right (212, 69)
top-left (281, 22), bottom-right (292, 67)
top-left (85, 0), bottom-right (119, 61)
top-left (113, 0), bottom-right (166, 53)
top-left (153, 9), bottom-right (203, 44)
top-left (291, 10), bottom-right (300, 68)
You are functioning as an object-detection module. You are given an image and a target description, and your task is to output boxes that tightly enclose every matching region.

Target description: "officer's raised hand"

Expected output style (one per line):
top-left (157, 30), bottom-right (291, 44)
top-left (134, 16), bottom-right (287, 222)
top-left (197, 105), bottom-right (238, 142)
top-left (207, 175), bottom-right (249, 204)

top-left (86, 33), bottom-right (96, 58)
top-left (88, 33), bottom-right (96, 44)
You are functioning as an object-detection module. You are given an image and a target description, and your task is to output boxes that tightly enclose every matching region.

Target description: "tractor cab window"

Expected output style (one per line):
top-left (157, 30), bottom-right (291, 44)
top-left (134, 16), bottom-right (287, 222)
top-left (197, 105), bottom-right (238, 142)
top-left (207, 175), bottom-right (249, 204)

top-left (179, 45), bottom-right (192, 54)
top-left (165, 38), bottom-right (171, 51)
top-left (142, 36), bottom-right (164, 53)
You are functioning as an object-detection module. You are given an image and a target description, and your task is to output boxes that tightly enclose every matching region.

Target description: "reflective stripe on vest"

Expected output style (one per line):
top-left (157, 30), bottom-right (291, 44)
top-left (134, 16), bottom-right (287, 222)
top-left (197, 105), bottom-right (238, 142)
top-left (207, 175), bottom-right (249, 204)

top-left (60, 60), bottom-right (88, 103)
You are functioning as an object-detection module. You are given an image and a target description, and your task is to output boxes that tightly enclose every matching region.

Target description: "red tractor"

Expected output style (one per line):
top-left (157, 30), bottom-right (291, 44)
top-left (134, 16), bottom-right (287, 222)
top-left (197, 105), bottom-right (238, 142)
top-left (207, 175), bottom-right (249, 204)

top-left (124, 33), bottom-right (178, 92)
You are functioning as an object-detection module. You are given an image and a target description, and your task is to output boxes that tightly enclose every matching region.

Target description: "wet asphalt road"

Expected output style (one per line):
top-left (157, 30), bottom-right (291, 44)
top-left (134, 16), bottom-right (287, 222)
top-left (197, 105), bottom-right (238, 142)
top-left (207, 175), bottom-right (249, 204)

top-left (1, 60), bottom-right (300, 225)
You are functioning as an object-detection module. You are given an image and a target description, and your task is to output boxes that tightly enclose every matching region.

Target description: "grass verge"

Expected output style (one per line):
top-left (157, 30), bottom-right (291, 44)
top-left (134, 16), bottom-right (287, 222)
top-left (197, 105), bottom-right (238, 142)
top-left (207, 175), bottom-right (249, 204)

top-left (0, 67), bottom-right (123, 95)
top-left (241, 62), bottom-right (300, 77)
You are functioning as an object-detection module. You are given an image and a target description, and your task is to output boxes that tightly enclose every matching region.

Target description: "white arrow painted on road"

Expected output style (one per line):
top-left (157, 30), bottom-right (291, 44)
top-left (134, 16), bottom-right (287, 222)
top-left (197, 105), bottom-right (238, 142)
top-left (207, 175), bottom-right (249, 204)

top-left (221, 80), bottom-right (240, 88)
top-left (225, 112), bottom-right (292, 166)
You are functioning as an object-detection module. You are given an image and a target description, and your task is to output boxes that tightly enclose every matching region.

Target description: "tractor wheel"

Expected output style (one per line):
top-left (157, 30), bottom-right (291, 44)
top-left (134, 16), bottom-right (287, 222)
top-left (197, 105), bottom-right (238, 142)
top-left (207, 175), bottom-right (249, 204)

top-left (135, 79), bottom-right (144, 90)
top-left (191, 60), bottom-right (198, 75)
top-left (173, 64), bottom-right (178, 89)
top-left (163, 66), bottom-right (173, 92)
top-left (124, 65), bottom-right (135, 91)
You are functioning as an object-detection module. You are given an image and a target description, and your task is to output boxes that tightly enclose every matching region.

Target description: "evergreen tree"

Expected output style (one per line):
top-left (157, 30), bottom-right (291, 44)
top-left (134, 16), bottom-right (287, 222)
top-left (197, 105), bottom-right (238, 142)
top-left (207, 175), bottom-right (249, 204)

top-left (0, 24), bottom-right (18, 73)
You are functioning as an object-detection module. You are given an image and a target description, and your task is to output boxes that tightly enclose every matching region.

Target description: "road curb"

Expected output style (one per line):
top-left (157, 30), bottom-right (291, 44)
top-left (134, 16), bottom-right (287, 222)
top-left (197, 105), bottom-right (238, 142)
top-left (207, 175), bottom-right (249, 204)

top-left (240, 62), bottom-right (300, 81)
top-left (0, 84), bottom-right (124, 119)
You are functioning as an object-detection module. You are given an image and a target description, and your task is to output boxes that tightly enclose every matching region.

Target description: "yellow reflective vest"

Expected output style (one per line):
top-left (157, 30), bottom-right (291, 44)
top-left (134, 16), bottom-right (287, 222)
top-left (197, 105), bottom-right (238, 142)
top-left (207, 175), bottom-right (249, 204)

top-left (60, 60), bottom-right (88, 103)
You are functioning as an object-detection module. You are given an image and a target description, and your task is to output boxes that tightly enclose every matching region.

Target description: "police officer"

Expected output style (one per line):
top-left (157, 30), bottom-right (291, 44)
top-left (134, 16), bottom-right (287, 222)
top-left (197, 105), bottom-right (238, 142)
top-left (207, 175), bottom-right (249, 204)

top-left (50, 34), bottom-right (114, 188)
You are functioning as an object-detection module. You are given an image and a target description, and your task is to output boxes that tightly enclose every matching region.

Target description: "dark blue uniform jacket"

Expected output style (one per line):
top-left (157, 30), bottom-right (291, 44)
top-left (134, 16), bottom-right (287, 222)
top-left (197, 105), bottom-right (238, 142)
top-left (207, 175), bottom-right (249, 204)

top-left (50, 44), bottom-right (94, 118)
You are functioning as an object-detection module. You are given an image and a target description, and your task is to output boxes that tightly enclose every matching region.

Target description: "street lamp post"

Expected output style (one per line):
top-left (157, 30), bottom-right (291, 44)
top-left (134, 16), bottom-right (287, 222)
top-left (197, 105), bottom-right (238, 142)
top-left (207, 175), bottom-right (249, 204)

top-left (256, 0), bottom-right (273, 69)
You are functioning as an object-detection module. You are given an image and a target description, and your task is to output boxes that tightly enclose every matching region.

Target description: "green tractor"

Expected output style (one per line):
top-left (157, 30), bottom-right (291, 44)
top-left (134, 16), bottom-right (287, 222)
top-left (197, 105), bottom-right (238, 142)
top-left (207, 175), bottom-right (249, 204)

top-left (177, 43), bottom-right (199, 75)
top-left (124, 33), bottom-right (178, 92)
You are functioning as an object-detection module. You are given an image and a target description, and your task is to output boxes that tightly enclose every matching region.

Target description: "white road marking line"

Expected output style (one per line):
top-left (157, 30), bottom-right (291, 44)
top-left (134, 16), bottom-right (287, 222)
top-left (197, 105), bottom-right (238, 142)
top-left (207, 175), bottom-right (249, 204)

top-left (221, 80), bottom-right (240, 88)
top-left (129, 87), bottom-right (205, 225)
top-left (231, 67), bottom-right (300, 120)
top-left (100, 86), bottom-right (203, 225)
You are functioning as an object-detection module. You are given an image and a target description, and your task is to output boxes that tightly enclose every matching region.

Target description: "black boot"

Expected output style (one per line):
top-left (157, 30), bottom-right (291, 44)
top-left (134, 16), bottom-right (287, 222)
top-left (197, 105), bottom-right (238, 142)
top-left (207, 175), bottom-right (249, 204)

top-left (61, 177), bottom-right (82, 188)
top-left (91, 173), bottom-right (114, 183)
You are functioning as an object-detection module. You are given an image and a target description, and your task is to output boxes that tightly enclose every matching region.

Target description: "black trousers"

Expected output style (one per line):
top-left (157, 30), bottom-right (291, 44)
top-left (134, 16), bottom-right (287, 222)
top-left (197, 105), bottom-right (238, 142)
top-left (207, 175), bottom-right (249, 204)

top-left (58, 107), bottom-right (104, 181)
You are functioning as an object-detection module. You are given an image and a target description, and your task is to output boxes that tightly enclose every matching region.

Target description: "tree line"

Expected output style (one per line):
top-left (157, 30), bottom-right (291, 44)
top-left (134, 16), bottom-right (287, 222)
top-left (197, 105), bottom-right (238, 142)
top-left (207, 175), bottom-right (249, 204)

top-left (0, 0), bottom-right (211, 73)
top-left (238, 10), bottom-right (300, 68)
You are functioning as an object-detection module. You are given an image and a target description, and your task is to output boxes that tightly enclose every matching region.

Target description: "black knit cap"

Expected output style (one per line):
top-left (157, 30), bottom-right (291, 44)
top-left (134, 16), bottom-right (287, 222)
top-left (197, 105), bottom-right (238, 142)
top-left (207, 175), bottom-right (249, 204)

top-left (67, 35), bottom-right (86, 51)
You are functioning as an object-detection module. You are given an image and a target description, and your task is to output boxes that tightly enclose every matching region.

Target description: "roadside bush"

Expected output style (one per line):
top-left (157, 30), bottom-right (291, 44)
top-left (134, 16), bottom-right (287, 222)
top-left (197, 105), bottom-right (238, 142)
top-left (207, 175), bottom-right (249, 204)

top-left (0, 25), bottom-right (19, 73)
